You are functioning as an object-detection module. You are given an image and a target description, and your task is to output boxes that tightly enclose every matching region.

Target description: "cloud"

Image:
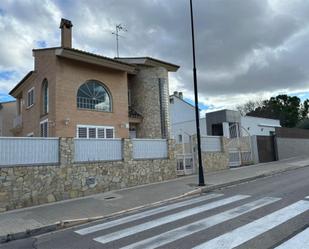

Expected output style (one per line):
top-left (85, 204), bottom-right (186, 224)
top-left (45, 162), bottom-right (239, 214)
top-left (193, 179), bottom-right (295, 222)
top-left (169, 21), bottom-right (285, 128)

top-left (0, 0), bottom-right (309, 110)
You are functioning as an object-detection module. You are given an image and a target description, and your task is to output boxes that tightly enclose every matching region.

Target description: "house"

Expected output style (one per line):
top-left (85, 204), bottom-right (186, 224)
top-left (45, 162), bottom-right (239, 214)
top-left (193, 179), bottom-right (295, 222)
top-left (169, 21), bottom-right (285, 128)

top-left (0, 101), bottom-right (16, 136)
top-left (169, 92), bottom-right (207, 143)
top-left (169, 96), bottom-right (281, 141)
top-left (206, 109), bottom-right (281, 137)
top-left (9, 19), bottom-right (179, 139)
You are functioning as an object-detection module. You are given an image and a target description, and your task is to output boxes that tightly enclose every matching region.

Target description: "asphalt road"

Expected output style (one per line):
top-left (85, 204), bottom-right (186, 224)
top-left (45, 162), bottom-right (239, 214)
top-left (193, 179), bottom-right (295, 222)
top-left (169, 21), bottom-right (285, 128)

top-left (1, 166), bottom-right (309, 249)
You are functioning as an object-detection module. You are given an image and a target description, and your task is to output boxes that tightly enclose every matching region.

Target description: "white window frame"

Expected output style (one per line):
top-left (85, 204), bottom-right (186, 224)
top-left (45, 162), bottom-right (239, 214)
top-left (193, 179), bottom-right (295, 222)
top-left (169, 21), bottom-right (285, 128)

top-left (40, 119), bottom-right (48, 137)
top-left (76, 125), bottom-right (115, 139)
top-left (27, 87), bottom-right (35, 108)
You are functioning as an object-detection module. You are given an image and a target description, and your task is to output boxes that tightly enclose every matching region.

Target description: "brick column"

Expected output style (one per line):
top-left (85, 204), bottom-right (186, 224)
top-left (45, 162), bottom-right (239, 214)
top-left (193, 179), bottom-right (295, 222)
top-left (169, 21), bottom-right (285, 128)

top-left (59, 137), bottom-right (74, 165)
top-left (123, 139), bottom-right (133, 162)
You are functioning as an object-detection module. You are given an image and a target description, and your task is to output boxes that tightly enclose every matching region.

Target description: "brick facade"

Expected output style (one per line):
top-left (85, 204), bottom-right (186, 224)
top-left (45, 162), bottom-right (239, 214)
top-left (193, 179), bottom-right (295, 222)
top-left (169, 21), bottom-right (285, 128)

top-left (10, 19), bottom-right (179, 139)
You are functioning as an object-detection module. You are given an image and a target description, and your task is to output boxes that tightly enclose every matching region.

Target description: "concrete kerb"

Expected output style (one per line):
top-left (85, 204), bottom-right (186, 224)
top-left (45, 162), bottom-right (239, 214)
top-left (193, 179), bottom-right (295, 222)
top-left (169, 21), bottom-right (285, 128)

top-left (1, 163), bottom-right (309, 244)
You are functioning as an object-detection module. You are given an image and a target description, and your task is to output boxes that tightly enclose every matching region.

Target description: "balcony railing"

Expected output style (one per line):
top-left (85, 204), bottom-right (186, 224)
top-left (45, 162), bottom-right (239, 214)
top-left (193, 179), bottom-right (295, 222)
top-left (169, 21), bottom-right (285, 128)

top-left (77, 97), bottom-right (111, 112)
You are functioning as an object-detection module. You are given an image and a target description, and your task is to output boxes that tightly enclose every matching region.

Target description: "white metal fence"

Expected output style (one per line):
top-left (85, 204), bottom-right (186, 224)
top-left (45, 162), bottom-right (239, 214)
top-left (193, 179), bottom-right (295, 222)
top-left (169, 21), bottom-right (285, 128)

top-left (132, 139), bottom-right (168, 159)
top-left (0, 137), bottom-right (59, 166)
top-left (74, 139), bottom-right (123, 162)
top-left (200, 136), bottom-right (222, 152)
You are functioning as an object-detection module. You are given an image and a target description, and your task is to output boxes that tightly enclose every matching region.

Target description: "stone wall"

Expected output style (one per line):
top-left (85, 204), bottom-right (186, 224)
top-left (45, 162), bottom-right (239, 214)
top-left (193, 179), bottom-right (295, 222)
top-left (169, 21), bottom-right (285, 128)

top-left (192, 136), bottom-right (229, 173)
top-left (129, 66), bottom-right (169, 138)
top-left (0, 138), bottom-right (176, 212)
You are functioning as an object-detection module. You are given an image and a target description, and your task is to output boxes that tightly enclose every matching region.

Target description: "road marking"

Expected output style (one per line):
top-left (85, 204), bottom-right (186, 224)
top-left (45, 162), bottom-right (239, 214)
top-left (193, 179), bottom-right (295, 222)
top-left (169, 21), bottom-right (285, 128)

top-left (93, 195), bottom-right (250, 244)
top-left (75, 193), bottom-right (223, 235)
top-left (305, 196), bottom-right (309, 199)
top-left (274, 228), bottom-right (309, 249)
top-left (120, 197), bottom-right (280, 249)
top-left (193, 200), bottom-right (309, 249)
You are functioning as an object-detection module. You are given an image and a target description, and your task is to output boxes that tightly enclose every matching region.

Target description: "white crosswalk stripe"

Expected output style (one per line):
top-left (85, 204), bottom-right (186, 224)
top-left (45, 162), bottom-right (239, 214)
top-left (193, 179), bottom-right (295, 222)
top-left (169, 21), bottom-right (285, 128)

top-left (193, 200), bottom-right (309, 249)
top-left (274, 228), bottom-right (309, 249)
top-left (75, 193), bottom-right (223, 235)
top-left (305, 196), bottom-right (309, 199)
top-left (119, 197), bottom-right (280, 249)
top-left (93, 195), bottom-right (250, 244)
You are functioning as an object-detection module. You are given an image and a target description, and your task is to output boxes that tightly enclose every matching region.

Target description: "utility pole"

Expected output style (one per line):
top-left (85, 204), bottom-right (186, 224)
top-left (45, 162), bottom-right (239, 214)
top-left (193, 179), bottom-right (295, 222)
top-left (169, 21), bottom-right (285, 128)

top-left (112, 24), bottom-right (127, 57)
top-left (190, 0), bottom-right (205, 186)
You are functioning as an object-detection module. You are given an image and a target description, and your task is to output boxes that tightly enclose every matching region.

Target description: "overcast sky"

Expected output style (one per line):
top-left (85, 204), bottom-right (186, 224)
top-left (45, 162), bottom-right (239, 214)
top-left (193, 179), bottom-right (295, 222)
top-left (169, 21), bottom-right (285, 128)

top-left (1, 0), bottom-right (309, 112)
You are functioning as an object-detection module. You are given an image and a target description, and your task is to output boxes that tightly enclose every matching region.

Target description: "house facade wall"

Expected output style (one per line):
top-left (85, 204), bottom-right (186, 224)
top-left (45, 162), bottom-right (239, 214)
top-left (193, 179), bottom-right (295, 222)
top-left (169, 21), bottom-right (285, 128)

top-left (54, 57), bottom-right (129, 138)
top-left (169, 95), bottom-right (196, 125)
top-left (0, 101), bottom-right (16, 136)
top-left (171, 118), bottom-right (207, 143)
top-left (241, 116), bottom-right (280, 136)
top-left (15, 50), bottom-right (57, 137)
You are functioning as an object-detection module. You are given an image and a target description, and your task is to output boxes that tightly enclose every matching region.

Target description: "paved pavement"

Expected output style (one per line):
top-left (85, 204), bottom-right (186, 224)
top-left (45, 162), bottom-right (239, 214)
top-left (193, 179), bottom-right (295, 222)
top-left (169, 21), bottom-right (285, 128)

top-left (0, 156), bottom-right (309, 243)
top-left (1, 165), bottom-right (309, 249)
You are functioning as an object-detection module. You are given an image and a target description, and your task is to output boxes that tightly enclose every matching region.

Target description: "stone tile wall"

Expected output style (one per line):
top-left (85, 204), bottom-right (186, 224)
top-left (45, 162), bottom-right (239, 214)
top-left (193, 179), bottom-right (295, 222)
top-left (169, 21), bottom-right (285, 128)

top-left (0, 138), bottom-right (176, 212)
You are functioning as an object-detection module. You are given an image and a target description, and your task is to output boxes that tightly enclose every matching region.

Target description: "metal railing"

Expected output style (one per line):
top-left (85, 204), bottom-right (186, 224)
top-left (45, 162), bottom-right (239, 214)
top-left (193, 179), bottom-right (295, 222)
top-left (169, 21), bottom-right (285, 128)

top-left (74, 139), bottom-right (123, 162)
top-left (77, 97), bottom-right (111, 112)
top-left (132, 139), bottom-right (168, 159)
top-left (0, 137), bottom-right (59, 166)
top-left (200, 136), bottom-right (222, 152)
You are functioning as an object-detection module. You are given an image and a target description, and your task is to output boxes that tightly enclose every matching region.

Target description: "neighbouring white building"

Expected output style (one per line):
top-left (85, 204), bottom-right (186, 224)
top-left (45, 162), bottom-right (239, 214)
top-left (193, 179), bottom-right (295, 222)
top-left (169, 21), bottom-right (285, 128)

top-left (169, 92), bottom-right (207, 143)
top-left (169, 94), bottom-right (281, 142)
top-left (241, 116), bottom-right (281, 136)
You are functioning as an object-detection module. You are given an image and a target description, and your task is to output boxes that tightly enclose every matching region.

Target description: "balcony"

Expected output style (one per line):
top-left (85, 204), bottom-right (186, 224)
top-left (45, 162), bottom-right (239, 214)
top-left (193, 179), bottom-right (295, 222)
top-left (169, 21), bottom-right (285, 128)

top-left (129, 107), bottom-right (143, 123)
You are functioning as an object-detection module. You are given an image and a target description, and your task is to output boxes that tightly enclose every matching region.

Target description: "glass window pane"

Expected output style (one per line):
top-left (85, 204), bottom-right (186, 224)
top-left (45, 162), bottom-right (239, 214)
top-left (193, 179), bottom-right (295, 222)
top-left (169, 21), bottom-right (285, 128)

top-left (77, 80), bottom-right (111, 112)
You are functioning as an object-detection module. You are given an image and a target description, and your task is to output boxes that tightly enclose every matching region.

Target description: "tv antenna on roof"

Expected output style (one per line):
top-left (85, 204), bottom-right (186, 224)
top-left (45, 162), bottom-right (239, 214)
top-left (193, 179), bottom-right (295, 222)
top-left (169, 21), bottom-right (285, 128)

top-left (112, 24), bottom-right (127, 58)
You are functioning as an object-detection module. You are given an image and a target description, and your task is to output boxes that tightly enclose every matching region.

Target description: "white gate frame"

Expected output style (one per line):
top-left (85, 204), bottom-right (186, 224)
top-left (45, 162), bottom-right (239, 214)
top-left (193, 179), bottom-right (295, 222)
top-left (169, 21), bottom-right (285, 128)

top-left (227, 123), bottom-right (253, 167)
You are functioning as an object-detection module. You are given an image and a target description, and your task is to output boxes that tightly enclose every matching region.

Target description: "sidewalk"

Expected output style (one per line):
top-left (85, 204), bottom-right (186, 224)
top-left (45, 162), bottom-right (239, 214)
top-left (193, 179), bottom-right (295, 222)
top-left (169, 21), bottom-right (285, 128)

top-left (1, 156), bottom-right (309, 241)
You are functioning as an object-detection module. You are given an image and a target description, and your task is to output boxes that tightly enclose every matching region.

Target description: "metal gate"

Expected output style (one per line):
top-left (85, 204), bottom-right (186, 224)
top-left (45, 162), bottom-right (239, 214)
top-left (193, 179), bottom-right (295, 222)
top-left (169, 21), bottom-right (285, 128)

top-left (176, 154), bottom-right (194, 176)
top-left (175, 136), bottom-right (195, 176)
top-left (227, 123), bottom-right (253, 167)
top-left (256, 135), bottom-right (276, 162)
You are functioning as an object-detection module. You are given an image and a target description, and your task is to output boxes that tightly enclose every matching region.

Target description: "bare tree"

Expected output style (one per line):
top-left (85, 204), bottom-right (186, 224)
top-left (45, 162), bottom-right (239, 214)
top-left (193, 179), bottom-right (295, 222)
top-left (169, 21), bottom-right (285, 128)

top-left (236, 99), bottom-right (264, 116)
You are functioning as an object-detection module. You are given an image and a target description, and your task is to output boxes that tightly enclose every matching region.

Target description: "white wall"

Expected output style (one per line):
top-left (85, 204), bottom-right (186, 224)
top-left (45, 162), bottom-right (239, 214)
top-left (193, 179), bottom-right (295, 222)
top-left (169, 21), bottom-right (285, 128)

top-left (171, 118), bottom-right (207, 143)
top-left (241, 116), bottom-right (280, 136)
top-left (169, 96), bottom-right (196, 125)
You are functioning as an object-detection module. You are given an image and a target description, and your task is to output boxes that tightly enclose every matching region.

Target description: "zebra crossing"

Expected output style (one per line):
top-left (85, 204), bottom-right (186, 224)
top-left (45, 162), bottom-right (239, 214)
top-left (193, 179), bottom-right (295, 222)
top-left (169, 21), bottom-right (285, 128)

top-left (74, 194), bottom-right (309, 249)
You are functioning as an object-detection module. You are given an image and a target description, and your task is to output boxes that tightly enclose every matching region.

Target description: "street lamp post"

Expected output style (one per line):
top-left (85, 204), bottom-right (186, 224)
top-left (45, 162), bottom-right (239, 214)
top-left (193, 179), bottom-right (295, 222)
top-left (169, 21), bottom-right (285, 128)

top-left (189, 0), bottom-right (205, 186)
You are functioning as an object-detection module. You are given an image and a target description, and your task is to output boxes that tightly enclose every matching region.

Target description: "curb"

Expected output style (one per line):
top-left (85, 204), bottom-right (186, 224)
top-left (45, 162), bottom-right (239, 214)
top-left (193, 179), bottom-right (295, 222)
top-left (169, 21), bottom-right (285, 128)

top-left (1, 163), bottom-right (308, 244)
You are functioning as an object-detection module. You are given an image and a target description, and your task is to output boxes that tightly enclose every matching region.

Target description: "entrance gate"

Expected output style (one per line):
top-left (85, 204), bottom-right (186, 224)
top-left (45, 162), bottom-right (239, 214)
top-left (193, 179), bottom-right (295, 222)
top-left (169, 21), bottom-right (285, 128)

top-left (227, 123), bottom-right (253, 167)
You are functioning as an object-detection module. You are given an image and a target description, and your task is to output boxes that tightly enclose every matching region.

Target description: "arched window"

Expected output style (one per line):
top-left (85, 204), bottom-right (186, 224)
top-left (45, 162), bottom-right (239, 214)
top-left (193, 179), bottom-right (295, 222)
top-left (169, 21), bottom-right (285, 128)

top-left (77, 80), bottom-right (112, 112)
top-left (42, 79), bottom-right (48, 114)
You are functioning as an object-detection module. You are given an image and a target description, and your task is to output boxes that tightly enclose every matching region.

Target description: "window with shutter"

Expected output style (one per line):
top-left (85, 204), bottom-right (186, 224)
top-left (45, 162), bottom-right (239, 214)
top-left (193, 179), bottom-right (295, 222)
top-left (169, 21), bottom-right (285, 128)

top-left (78, 127), bottom-right (87, 138)
top-left (88, 128), bottom-right (96, 138)
top-left (76, 125), bottom-right (114, 139)
top-left (40, 119), bottom-right (48, 137)
top-left (106, 128), bottom-right (114, 138)
top-left (27, 88), bottom-right (35, 108)
top-left (98, 128), bottom-right (105, 138)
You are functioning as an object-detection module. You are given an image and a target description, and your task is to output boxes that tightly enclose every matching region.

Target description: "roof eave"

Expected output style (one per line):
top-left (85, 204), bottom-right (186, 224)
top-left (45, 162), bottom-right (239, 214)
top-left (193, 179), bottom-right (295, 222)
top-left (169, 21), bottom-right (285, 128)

top-left (9, 71), bottom-right (34, 97)
top-left (55, 48), bottom-right (136, 73)
top-left (116, 57), bottom-right (180, 72)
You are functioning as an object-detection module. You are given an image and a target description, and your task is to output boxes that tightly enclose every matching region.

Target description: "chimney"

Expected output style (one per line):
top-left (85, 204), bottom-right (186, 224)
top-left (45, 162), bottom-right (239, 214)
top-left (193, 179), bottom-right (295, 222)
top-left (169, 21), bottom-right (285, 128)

top-left (179, 92), bottom-right (183, 99)
top-left (59, 18), bottom-right (73, 48)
